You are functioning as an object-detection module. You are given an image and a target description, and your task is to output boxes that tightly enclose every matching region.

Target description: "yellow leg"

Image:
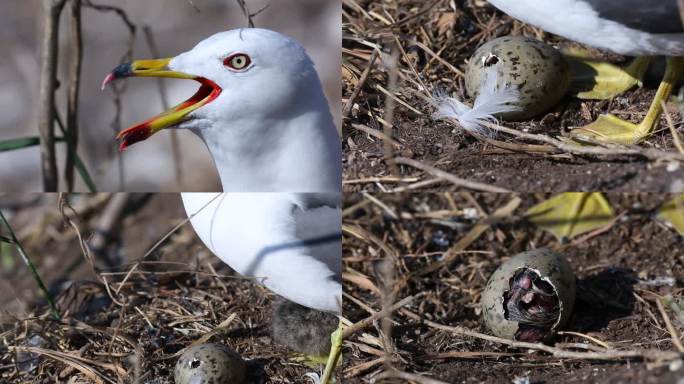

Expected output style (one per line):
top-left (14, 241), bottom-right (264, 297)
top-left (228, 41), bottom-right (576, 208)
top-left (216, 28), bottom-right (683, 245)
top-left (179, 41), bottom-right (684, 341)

top-left (657, 194), bottom-right (684, 236)
top-left (292, 354), bottom-right (328, 367)
top-left (320, 320), bottom-right (343, 384)
top-left (567, 55), bottom-right (653, 100)
top-left (570, 57), bottom-right (684, 145)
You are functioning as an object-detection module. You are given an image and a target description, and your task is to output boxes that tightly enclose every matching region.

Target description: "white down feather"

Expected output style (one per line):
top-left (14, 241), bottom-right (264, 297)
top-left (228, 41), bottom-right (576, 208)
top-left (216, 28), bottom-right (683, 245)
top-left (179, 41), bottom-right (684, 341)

top-left (434, 67), bottom-right (522, 135)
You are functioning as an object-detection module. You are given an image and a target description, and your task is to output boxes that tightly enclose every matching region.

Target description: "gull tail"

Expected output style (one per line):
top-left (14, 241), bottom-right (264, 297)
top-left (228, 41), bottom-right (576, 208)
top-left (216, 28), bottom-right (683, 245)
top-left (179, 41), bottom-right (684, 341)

top-left (433, 67), bottom-right (521, 136)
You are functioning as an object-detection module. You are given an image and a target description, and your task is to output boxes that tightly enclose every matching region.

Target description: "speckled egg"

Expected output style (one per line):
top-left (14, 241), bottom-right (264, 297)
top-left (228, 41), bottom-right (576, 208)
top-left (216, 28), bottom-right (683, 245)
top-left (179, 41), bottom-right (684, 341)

top-left (174, 343), bottom-right (246, 384)
top-left (465, 36), bottom-right (570, 120)
top-left (481, 248), bottom-right (576, 342)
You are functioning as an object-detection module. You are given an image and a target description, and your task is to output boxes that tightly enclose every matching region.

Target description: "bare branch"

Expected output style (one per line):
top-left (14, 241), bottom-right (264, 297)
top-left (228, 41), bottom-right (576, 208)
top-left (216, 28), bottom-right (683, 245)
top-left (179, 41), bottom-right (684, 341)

top-left (66, 0), bottom-right (83, 192)
top-left (38, 0), bottom-right (67, 191)
top-left (235, 0), bottom-right (255, 27)
top-left (234, 0), bottom-right (269, 27)
top-left (84, 0), bottom-right (137, 190)
top-left (83, 1), bottom-right (136, 50)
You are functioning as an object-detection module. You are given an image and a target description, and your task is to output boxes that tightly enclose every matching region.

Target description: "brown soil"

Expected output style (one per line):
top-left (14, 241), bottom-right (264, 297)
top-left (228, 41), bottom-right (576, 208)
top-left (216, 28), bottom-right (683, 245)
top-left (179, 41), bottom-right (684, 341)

top-left (0, 194), bottom-right (329, 383)
top-left (342, 193), bottom-right (684, 383)
top-left (342, 0), bottom-right (684, 193)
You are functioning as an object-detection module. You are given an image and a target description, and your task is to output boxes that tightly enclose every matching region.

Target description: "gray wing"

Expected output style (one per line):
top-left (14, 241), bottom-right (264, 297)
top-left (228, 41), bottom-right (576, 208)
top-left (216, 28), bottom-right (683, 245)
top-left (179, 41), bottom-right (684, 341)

top-left (296, 192), bottom-right (341, 210)
top-left (584, 0), bottom-right (683, 34)
top-left (293, 193), bottom-right (342, 283)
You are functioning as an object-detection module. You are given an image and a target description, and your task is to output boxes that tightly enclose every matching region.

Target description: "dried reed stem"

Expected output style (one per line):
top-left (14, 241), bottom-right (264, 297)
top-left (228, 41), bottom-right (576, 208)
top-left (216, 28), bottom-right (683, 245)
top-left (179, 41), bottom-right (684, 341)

top-left (38, 0), bottom-right (67, 191)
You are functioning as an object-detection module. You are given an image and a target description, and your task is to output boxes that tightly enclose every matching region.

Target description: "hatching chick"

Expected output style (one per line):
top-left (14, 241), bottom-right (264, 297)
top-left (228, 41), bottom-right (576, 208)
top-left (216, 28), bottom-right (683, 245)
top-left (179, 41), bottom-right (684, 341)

top-left (272, 298), bottom-right (338, 357)
top-left (505, 268), bottom-right (560, 341)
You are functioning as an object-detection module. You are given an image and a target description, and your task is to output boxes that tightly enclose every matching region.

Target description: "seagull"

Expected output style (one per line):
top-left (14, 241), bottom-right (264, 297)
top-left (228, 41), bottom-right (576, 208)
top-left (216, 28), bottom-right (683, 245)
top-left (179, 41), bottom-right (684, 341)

top-left (488, 0), bottom-right (684, 144)
top-left (182, 192), bottom-right (342, 382)
top-left (103, 28), bottom-right (343, 382)
top-left (102, 28), bottom-right (341, 192)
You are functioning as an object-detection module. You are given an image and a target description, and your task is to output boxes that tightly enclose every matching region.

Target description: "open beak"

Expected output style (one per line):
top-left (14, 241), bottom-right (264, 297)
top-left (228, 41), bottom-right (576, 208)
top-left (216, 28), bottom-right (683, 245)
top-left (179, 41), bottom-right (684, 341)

top-left (102, 58), bottom-right (222, 151)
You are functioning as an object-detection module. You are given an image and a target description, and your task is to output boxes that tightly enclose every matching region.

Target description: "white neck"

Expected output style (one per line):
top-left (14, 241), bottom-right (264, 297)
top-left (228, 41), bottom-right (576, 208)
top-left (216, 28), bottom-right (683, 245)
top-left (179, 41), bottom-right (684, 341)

top-left (195, 102), bottom-right (341, 193)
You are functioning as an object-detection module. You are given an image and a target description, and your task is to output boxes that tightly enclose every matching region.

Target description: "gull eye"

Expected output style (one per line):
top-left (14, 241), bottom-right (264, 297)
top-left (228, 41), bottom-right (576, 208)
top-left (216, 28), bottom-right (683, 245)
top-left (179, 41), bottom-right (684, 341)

top-left (223, 53), bottom-right (251, 71)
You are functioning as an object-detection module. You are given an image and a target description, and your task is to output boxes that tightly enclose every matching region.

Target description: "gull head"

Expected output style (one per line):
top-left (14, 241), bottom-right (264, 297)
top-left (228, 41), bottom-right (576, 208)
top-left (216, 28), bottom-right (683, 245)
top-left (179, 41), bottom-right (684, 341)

top-left (102, 28), bottom-right (320, 151)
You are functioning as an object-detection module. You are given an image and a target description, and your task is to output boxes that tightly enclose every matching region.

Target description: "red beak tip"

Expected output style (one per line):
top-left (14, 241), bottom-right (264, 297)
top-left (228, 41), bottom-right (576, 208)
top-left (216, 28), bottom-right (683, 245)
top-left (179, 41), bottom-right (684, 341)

top-left (101, 74), bottom-right (115, 90)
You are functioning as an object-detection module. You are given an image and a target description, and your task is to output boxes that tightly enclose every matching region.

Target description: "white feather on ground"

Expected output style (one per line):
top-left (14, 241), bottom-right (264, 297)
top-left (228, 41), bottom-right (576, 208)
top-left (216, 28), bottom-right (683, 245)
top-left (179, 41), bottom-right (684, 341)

top-left (433, 67), bottom-right (522, 135)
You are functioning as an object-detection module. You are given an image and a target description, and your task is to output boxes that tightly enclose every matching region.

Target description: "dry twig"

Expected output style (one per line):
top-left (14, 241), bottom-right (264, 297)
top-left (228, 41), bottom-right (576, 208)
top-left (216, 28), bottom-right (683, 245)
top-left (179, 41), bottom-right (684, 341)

top-left (661, 100), bottom-right (684, 155)
top-left (234, 0), bottom-right (269, 28)
top-left (383, 46), bottom-right (400, 175)
top-left (38, 0), bottom-right (67, 191)
top-left (467, 121), bottom-right (684, 162)
top-left (84, 0), bottom-right (136, 189)
top-left (423, 319), bottom-right (682, 363)
top-left (392, 157), bottom-right (511, 192)
top-left (342, 295), bottom-right (418, 339)
top-left (343, 50), bottom-right (380, 119)
top-left (65, 0), bottom-right (83, 191)
top-left (374, 369), bottom-right (451, 384)
top-left (656, 297), bottom-right (684, 353)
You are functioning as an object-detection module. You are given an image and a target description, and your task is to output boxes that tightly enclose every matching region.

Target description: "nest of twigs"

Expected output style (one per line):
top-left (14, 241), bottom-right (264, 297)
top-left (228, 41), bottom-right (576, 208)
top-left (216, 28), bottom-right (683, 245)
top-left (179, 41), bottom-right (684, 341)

top-left (0, 194), bottom-right (319, 383)
top-left (0, 267), bottom-right (319, 383)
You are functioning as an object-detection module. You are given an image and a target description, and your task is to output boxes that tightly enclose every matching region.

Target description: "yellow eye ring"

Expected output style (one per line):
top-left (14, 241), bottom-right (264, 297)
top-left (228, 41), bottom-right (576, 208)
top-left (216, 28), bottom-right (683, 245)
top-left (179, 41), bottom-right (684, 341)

top-left (223, 53), bottom-right (251, 71)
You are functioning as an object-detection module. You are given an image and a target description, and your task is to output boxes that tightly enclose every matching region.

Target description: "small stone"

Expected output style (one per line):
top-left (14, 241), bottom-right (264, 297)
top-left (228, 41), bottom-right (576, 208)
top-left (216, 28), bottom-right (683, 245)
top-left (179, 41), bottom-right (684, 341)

top-left (666, 162), bottom-right (681, 172)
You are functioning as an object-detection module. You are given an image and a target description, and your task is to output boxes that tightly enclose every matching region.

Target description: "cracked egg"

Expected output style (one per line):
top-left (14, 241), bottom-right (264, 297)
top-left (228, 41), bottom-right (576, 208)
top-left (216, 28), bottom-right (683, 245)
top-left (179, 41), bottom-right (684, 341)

top-left (481, 248), bottom-right (576, 342)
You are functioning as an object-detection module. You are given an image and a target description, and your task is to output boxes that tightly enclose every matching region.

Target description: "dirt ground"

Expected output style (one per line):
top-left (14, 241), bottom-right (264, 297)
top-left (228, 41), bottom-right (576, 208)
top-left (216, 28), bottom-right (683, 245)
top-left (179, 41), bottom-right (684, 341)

top-left (342, 0), bottom-right (684, 193)
top-left (0, 194), bottom-right (328, 383)
top-left (342, 193), bottom-right (684, 383)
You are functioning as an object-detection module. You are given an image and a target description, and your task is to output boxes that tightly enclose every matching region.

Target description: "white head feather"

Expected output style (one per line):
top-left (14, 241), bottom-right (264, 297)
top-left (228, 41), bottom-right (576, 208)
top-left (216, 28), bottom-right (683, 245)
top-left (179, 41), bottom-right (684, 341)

top-left (170, 29), bottom-right (341, 192)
